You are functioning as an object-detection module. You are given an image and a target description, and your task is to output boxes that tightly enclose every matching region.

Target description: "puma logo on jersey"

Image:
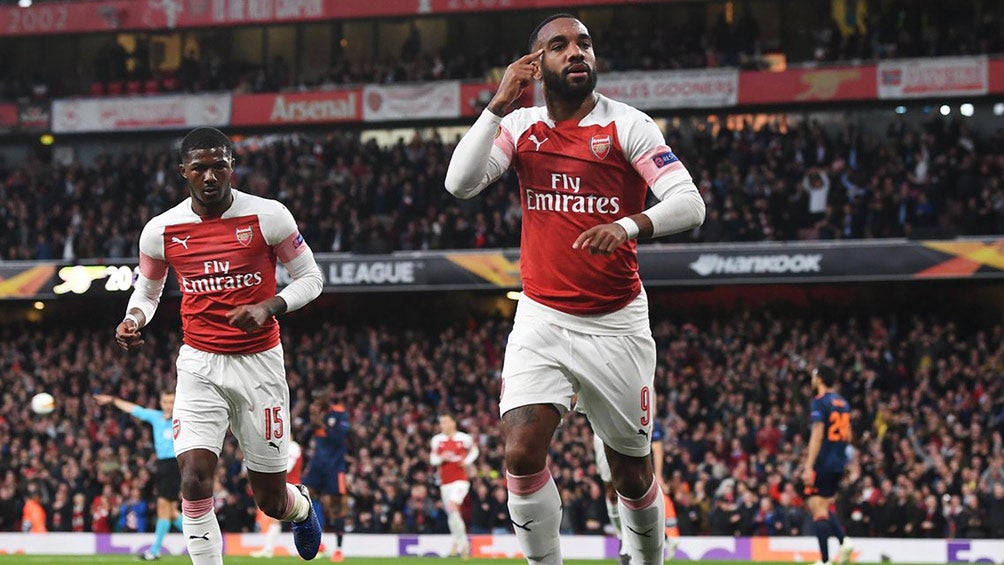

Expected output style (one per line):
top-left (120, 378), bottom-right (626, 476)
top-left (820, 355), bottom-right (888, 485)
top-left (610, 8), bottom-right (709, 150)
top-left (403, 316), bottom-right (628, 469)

top-left (528, 134), bottom-right (549, 151)
top-left (171, 236), bottom-right (191, 249)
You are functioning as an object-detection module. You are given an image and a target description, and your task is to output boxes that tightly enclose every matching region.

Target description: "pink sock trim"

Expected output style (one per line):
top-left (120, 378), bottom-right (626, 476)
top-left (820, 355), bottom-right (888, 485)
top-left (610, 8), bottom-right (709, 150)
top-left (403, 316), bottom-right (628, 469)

top-left (506, 469), bottom-right (551, 496)
top-left (282, 485), bottom-right (298, 518)
top-left (618, 478), bottom-right (659, 510)
top-left (182, 497), bottom-right (214, 518)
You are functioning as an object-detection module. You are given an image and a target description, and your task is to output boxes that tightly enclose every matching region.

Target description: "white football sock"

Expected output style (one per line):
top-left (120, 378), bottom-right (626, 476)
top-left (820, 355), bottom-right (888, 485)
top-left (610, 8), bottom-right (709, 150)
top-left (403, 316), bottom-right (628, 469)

top-left (619, 479), bottom-right (665, 565)
top-left (280, 484), bottom-right (310, 523)
top-left (506, 469), bottom-right (562, 565)
top-left (606, 497), bottom-right (623, 541)
top-left (447, 510), bottom-right (469, 550)
top-left (182, 498), bottom-right (223, 565)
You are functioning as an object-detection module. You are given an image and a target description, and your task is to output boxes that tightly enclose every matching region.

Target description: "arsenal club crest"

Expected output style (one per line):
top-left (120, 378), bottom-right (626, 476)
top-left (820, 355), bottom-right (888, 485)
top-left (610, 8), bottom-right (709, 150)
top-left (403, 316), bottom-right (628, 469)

top-left (235, 226), bottom-right (253, 247)
top-left (590, 134), bottom-right (612, 160)
top-left (172, 419), bottom-right (180, 440)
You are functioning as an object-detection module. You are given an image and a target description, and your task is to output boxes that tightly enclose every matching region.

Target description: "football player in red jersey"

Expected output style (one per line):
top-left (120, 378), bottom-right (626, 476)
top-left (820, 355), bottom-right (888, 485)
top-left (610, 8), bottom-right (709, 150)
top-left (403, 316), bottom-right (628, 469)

top-left (115, 127), bottom-right (325, 563)
top-left (430, 413), bottom-right (480, 558)
top-left (446, 14), bottom-right (705, 565)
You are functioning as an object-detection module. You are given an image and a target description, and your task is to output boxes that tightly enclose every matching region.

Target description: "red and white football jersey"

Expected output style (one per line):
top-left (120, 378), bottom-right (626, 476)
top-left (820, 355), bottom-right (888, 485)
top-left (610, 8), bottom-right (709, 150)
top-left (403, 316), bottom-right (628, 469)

top-left (137, 190), bottom-right (309, 354)
top-left (431, 431), bottom-right (477, 485)
top-left (493, 94), bottom-right (690, 315)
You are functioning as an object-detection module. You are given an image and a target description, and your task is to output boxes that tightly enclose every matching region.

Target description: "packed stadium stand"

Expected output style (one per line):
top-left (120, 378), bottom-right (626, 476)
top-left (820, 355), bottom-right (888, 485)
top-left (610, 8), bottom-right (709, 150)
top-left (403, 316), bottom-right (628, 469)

top-left (1, 290), bottom-right (1003, 537)
top-left (2, 110), bottom-right (1003, 261)
top-left (0, 0), bottom-right (1003, 558)
top-left (1, 0), bottom-right (1003, 100)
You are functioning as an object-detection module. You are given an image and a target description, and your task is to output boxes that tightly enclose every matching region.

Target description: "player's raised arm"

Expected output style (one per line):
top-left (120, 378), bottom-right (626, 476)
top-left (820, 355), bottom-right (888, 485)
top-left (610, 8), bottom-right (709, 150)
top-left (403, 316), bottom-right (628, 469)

top-left (94, 394), bottom-right (140, 414)
top-left (487, 50), bottom-right (543, 117)
top-left (444, 49), bottom-right (543, 200)
top-left (117, 224), bottom-right (170, 351)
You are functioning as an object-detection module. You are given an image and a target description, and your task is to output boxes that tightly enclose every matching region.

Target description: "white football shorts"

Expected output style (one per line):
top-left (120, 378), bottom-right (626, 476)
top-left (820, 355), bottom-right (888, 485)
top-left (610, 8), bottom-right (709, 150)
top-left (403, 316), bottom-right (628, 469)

top-left (440, 480), bottom-right (471, 507)
top-left (593, 433), bottom-right (612, 482)
top-left (173, 343), bottom-right (290, 473)
top-left (499, 315), bottom-right (656, 458)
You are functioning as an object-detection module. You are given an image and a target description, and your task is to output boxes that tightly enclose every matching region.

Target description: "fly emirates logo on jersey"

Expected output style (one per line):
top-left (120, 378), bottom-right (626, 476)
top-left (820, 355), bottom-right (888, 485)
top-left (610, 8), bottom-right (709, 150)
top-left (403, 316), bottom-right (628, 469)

top-left (525, 173), bottom-right (621, 215)
top-left (180, 259), bottom-right (264, 294)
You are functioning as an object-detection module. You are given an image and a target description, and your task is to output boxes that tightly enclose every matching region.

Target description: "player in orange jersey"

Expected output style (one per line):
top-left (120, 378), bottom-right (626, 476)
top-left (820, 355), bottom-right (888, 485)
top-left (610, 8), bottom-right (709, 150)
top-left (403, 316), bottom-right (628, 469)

top-left (446, 13), bottom-right (704, 565)
top-left (115, 127), bottom-right (325, 564)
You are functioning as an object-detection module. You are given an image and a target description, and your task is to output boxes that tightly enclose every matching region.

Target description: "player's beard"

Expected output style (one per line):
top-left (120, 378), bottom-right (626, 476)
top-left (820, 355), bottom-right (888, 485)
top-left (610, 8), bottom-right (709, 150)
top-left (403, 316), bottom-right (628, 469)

top-left (542, 65), bottom-right (597, 103)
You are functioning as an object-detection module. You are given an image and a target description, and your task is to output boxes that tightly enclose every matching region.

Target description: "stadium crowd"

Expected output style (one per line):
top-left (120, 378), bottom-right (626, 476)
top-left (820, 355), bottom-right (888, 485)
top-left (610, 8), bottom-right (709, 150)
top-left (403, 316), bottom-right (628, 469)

top-left (2, 111), bottom-right (1002, 261)
top-left (0, 306), bottom-right (1002, 538)
top-left (1, 0), bottom-right (1002, 101)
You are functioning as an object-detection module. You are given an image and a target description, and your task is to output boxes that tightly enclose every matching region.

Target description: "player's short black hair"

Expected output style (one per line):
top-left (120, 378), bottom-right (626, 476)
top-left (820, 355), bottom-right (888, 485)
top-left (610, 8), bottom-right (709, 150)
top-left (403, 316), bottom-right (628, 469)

top-left (813, 364), bottom-right (837, 387)
top-left (180, 127), bottom-right (232, 160)
top-left (528, 12), bottom-right (578, 52)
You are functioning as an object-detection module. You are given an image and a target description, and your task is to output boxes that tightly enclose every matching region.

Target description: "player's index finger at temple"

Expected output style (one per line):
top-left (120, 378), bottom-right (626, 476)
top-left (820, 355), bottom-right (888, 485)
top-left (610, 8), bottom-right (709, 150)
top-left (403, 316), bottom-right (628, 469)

top-left (519, 50), bottom-right (544, 63)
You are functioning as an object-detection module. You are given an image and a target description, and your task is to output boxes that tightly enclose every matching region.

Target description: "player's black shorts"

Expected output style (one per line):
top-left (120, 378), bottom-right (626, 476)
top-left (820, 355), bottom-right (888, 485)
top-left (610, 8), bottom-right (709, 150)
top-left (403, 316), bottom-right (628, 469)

top-left (804, 470), bottom-right (843, 498)
top-left (303, 461), bottom-right (347, 496)
top-left (156, 458), bottom-right (182, 501)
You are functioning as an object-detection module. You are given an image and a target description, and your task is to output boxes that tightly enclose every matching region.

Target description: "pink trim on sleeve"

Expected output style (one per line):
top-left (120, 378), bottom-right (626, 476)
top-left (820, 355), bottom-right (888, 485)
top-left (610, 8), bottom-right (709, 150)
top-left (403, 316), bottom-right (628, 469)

top-left (633, 145), bottom-right (685, 187)
top-left (139, 252), bottom-right (168, 279)
top-left (274, 231), bottom-right (308, 263)
top-left (493, 125), bottom-right (515, 163)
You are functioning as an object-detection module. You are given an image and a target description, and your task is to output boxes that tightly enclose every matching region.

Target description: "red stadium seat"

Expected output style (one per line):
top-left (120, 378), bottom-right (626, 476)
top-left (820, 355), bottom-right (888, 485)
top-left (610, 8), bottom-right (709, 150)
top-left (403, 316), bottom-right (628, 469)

top-left (90, 82), bottom-right (105, 96)
top-left (126, 81), bottom-right (141, 95)
top-left (144, 79), bottom-right (159, 94)
top-left (107, 82), bottom-right (123, 96)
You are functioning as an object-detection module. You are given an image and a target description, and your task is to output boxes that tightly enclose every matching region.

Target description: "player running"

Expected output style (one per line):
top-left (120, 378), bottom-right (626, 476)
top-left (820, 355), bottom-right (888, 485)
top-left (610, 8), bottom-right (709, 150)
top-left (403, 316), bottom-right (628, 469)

top-left (445, 13), bottom-right (705, 565)
top-left (115, 127), bottom-right (325, 564)
top-left (430, 413), bottom-right (480, 558)
top-left (802, 365), bottom-right (854, 565)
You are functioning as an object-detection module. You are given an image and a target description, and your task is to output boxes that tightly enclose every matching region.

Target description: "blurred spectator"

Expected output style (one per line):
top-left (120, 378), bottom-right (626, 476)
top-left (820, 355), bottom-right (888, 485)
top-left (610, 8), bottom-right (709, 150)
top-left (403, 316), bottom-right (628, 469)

top-left (3, 0), bottom-right (1003, 101)
top-left (0, 304), bottom-right (1001, 538)
top-left (0, 483), bottom-right (20, 532)
top-left (987, 483), bottom-right (1004, 538)
top-left (20, 482), bottom-right (46, 533)
top-left (3, 113), bottom-right (1002, 261)
top-left (117, 486), bottom-right (147, 533)
top-left (918, 494), bottom-right (946, 537)
top-left (958, 494), bottom-right (989, 538)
